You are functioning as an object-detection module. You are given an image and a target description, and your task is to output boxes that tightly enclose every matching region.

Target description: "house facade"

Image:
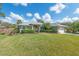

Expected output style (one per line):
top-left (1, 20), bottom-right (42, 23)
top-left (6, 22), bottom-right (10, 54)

top-left (57, 24), bottom-right (67, 34)
top-left (18, 22), bottom-right (42, 33)
top-left (18, 22), bottom-right (67, 34)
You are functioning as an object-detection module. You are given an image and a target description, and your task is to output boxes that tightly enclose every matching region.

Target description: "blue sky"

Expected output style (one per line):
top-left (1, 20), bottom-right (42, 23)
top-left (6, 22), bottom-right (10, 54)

top-left (1, 3), bottom-right (79, 23)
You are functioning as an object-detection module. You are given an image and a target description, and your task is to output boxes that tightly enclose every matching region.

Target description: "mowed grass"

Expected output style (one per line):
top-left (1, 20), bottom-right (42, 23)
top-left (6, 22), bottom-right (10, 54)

top-left (0, 33), bottom-right (79, 56)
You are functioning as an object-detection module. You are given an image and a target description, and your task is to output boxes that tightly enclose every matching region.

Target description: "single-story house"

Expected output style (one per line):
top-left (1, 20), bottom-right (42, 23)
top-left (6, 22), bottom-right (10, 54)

top-left (18, 21), bottom-right (42, 33)
top-left (18, 21), bottom-right (67, 34)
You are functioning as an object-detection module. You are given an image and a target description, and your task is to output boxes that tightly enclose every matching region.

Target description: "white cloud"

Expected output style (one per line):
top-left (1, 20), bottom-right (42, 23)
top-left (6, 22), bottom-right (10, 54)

top-left (10, 12), bottom-right (24, 21)
top-left (72, 17), bottom-right (79, 21)
top-left (20, 3), bottom-right (28, 6)
top-left (31, 17), bottom-right (38, 23)
top-left (5, 17), bottom-right (12, 21)
top-left (26, 13), bottom-right (32, 17)
top-left (61, 16), bottom-right (72, 23)
top-left (74, 8), bottom-right (79, 14)
top-left (42, 13), bottom-right (53, 23)
top-left (9, 12), bottom-right (29, 23)
top-left (23, 20), bottom-right (29, 23)
top-left (14, 3), bottom-right (28, 7)
top-left (34, 13), bottom-right (41, 19)
top-left (8, 12), bottom-right (53, 23)
top-left (49, 3), bottom-right (66, 13)
top-left (1, 12), bottom-right (29, 23)
top-left (0, 17), bottom-right (12, 23)
top-left (57, 16), bottom-right (79, 23)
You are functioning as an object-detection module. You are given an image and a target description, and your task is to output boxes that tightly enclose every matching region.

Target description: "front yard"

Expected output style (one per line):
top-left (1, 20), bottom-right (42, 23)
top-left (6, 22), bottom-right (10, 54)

top-left (0, 33), bottom-right (79, 55)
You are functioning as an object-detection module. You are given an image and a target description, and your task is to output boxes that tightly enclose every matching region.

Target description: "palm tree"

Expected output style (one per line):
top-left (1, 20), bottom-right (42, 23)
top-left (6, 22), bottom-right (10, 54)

top-left (16, 19), bottom-right (22, 25)
top-left (16, 19), bottom-right (22, 33)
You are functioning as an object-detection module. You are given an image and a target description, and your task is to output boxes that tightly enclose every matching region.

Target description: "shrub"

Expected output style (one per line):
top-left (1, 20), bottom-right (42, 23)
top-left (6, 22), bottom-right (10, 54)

top-left (51, 26), bottom-right (57, 33)
top-left (41, 30), bottom-right (57, 33)
top-left (14, 28), bottom-right (19, 33)
top-left (40, 26), bottom-right (57, 33)
top-left (23, 29), bottom-right (35, 33)
top-left (0, 32), bottom-right (5, 35)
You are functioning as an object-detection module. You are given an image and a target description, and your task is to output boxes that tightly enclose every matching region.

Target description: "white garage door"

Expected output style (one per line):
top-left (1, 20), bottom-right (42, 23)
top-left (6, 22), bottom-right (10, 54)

top-left (58, 28), bottom-right (65, 34)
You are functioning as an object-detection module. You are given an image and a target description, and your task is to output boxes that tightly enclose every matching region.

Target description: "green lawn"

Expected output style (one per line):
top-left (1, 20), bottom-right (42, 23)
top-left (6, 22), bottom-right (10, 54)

top-left (0, 33), bottom-right (79, 56)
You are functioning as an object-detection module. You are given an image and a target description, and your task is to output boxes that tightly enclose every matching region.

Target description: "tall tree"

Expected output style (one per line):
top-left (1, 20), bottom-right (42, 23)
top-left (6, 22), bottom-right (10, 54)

top-left (66, 21), bottom-right (79, 33)
top-left (16, 19), bottom-right (22, 33)
top-left (16, 19), bottom-right (22, 25)
top-left (44, 23), bottom-right (51, 30)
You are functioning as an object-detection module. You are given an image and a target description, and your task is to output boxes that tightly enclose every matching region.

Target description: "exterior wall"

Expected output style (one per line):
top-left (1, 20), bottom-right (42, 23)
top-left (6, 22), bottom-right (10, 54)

top-left (57, 27), bottom-right (65, 34)
top-left (19, 24), bottom-right (41, 33)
